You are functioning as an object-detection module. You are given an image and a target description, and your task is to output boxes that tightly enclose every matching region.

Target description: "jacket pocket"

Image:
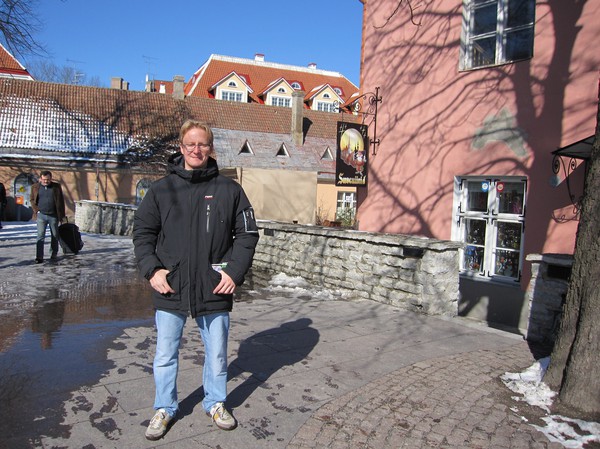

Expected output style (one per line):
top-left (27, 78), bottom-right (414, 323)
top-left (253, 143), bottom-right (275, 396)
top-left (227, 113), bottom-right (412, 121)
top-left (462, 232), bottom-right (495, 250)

top-left (205, 267), bottom-right (232, 302)
top-left (164, 263), bottom-right (181, 297)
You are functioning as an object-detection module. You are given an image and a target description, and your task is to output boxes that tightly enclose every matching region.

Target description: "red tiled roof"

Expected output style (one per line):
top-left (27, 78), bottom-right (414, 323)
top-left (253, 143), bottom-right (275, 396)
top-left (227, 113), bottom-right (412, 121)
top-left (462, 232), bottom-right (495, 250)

top-left (0, 44), bottom-right (33, 80)
top-left (0, 78), bottom-right (361, 172)
top-left (186, 55), bottom-right (358, 106)
top-left (149, 79), bottom-right (173, 95)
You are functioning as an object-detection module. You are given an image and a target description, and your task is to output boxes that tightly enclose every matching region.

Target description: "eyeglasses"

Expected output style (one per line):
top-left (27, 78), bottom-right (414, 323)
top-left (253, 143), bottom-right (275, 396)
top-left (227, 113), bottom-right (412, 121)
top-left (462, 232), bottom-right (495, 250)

top-left (182, 143), bottom-right (211, 152)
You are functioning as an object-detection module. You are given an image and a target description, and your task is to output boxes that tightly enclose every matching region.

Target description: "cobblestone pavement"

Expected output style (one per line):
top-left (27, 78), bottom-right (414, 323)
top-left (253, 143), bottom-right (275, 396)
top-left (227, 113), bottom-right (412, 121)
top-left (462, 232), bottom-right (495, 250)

top-left (0, 222), bottom-right (571, 448)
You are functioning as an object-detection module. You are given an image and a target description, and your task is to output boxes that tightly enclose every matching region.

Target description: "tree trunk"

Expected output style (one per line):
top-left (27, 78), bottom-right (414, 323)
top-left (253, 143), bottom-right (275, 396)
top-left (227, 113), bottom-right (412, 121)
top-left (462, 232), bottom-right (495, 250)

top-left (545, 97), bottom-right (600, 419)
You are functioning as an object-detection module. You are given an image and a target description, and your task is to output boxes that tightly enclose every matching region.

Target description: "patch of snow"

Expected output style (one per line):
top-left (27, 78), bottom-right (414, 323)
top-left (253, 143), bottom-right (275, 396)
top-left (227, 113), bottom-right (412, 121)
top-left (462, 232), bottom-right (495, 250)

top-left (502, 357), bottom-right (600, 448)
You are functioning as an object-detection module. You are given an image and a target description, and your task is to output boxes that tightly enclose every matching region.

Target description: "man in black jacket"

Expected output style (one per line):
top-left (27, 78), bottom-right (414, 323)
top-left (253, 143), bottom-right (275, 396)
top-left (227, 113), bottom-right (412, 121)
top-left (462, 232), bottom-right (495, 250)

top-left (30, 171), bottom-right (66, 263)
top-left (133, 120), bottom-right (259, 440)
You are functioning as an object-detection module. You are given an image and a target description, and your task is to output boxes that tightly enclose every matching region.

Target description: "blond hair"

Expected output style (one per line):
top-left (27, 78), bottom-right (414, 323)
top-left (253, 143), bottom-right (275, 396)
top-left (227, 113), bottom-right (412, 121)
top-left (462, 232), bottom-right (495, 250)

top-left (179, 120), bottom-right (214, 146)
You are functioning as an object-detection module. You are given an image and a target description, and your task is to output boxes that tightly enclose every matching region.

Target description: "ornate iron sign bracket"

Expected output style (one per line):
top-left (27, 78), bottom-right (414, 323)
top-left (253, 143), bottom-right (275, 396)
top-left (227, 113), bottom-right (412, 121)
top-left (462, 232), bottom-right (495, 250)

top-left (552, 154), bottom-right (583, 222)
top-left (337, 87), bottom-right (382, 155)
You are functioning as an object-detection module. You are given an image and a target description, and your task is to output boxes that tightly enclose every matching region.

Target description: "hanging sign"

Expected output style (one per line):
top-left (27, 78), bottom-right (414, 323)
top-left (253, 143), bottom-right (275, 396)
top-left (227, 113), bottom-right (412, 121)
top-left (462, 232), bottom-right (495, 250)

top-left (497, 182), bottom-right (505, 192)
top-left (335, 122), bottom-right (369, 187)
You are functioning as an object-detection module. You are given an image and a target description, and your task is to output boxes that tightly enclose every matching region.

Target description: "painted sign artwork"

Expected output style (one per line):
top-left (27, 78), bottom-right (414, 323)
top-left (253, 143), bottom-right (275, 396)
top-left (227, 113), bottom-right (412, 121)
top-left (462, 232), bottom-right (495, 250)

top-left (335, 122), bottom-right (369, 187)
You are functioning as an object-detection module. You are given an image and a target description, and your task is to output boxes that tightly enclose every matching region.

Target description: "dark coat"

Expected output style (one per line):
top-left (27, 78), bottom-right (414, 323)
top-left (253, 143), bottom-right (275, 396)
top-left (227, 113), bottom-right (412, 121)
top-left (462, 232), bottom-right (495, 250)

top-left (133, 155), bottom-right (259, 317)
top-left (30, 181), bottom-right (66, 221)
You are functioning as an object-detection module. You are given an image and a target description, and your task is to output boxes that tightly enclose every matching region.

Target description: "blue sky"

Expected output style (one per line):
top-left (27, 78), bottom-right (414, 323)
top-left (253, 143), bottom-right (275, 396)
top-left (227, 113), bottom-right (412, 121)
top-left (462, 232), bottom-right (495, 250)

top-left (23, 0), bottom-right (363, 91)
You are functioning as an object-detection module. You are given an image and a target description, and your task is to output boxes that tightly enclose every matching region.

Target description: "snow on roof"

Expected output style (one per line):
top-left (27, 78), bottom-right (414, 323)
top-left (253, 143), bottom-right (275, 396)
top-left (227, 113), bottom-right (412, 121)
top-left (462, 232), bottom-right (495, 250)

top-left (0, 96), bottom-right (134, 154)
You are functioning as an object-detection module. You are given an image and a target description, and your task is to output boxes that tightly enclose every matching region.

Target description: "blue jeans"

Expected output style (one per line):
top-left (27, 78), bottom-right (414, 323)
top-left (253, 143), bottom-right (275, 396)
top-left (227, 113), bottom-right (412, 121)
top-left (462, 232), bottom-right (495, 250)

top-left (153, 309), bottom-right (230, 417)
top-left (36, 212), bottom-right (61, 260)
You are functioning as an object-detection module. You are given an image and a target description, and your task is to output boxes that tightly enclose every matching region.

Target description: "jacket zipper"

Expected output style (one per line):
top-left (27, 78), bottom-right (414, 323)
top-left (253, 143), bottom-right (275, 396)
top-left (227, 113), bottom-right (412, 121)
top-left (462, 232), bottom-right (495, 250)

top-left (206, 203), bottom-right (211, 233)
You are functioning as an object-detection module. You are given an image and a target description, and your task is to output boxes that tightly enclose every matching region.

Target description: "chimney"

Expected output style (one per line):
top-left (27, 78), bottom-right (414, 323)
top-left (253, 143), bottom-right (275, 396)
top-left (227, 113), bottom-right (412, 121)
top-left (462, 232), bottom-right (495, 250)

top-left (255, 53), bottom-right (265, 62)
top-left (308, 62), bottom-right (317, 70)
top-left (172, 75), bottom-right (185, 100)
top-left (145, 74), bottom-right (154, 92)
top-left (291, 90), bottom-right (305, 146)
top-left (111, 77), bottom-right (125, 89)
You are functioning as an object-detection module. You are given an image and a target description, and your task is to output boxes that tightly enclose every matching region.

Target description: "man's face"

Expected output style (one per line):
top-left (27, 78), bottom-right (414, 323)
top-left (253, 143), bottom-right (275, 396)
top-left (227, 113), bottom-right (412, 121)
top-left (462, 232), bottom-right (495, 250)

top-left (40, 175), bottom-right (52, 186)
top-left (180, 127), bottom-right (212, 170)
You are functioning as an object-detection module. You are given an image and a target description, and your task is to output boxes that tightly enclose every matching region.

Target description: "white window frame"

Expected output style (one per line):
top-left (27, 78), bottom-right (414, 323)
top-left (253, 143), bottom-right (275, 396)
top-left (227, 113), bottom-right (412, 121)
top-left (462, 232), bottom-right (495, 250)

top-left (336, 191), bottom-right (356, 218)
top-left (453, 176), bottom-right (527, 283)
top-left (271, 96), bottom-right (291, 107)
top-left (316, 101), bottom-right (337, 112)
top-left (460, 0), bottom-right (535, 70)
top-left (221, 90), bottom-right (244, 102)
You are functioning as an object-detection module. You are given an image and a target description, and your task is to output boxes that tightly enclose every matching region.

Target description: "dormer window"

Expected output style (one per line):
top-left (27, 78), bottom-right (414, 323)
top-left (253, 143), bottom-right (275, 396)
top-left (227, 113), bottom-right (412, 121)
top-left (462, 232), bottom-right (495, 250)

top-left (239, 140), bottom-right (254, 154)
top-left (317, 102), bottom-right (337, 112)
top-left (321, 147), bottom-right (334, 160)
top-left (291, 82), bottom-right (301, 90)
top-left (334, 87), bottom-right (343, 96)
top-left (222, 91), bottom-right (243, 102)
top-left (228, 81), bottom-right (237, 87)
top-left (276, 144), bottom-right (289, 157)
top-left (277, 87), bottom-right (286, 93)
top-left (323, 93), bottom-right (331, 99)
top-left (271, 96), bottom-right (291, 107)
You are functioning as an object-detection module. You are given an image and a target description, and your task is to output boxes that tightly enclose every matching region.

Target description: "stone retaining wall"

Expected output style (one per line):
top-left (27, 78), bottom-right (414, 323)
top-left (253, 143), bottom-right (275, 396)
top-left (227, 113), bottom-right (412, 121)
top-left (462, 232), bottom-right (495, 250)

top-left (255, 221), bottom-right (461, 316)
top-left (525, 253), bottom-right (573, 346)
top-left (75, 201), bottom-right (462, 316)
top-left (74, 201), bottom-right (573, 338)
top-left (75, 200), bottom-right (136, 236)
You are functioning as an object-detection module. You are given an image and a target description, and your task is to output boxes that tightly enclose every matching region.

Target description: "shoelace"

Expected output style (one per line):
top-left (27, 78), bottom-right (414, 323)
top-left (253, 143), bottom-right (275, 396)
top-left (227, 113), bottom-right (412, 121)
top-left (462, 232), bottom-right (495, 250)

top-left (149, 411), bottom-right (167, 428)
top-left (213, 404), bottom-right (231, 420)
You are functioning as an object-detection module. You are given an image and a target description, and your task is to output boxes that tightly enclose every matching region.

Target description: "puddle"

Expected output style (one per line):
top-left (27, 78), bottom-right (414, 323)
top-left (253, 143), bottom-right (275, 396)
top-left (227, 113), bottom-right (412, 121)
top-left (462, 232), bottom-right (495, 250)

top-left (0, 268), bottom-right (273, 445)
top-left (0, 277), bottom-right (156, 443)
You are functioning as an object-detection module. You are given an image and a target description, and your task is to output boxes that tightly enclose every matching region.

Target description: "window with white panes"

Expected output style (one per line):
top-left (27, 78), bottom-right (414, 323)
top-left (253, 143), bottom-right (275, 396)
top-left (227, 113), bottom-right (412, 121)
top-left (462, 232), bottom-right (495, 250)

top-left (460, 0), bottom-right (535, 70)
top-left (317, 101), bottom-right (336, 112)
top-left (221, 91), bottom-right (243, 102)
top-left (336, 191), bottom-right (356, 224)
top-left (454, 177), bottom-right (526, 281)
top-left (271, 96), bottom-right (291, 107)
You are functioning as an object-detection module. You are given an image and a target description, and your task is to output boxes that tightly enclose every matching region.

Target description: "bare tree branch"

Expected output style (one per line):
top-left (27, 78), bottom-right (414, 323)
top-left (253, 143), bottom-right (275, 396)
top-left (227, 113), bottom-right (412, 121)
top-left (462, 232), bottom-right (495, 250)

top-left (0, 0), bottom-right (44, 57)
top-left (374, 0), bottom-right (423, 28)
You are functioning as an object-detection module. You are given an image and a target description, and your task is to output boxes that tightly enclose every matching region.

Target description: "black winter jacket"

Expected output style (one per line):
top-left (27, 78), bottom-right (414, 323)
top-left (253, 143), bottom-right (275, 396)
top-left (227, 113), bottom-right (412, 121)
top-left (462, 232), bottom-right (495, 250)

top-left (133, 155), bottom-right (259, 317)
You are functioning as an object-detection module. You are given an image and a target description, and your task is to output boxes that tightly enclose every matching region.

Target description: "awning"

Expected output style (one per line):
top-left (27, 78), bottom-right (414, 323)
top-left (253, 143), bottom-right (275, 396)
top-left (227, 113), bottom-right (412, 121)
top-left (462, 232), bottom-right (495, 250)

top-left (552, 135), bottom-right (595, 161)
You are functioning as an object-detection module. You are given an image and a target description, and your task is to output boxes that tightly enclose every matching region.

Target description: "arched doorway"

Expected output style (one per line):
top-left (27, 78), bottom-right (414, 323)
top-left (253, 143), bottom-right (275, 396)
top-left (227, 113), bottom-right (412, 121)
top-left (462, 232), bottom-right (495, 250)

top-left (13, 173), bottom-right (37, 221)
top-left (135, 179), bottom-right (152, 205)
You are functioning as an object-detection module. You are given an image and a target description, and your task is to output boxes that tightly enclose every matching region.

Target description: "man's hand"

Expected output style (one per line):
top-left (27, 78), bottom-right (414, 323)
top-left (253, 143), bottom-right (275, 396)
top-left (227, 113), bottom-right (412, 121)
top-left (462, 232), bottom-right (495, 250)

top-left (149, 269), bottom-right (175, 295)
top-left (214, 271), bottom-right (236, 295)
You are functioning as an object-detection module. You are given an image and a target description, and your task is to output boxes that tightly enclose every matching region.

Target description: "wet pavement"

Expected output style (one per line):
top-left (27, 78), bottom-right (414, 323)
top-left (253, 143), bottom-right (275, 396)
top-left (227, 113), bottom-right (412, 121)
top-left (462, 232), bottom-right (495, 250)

top-left (0, 222), bottom-right (566, 448)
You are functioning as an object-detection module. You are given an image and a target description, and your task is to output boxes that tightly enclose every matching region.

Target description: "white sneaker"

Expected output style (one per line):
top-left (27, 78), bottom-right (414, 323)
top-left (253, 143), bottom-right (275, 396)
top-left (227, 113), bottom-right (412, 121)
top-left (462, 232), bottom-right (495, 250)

top-left (207, 402), bottom-right (237, 430)
top-left (145, 408), bottom-right (173, 440)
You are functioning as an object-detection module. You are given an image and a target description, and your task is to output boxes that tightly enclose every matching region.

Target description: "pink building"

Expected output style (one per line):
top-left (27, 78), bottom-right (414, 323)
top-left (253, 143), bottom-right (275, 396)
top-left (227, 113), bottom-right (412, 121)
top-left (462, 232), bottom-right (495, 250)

top-left (357, 0), bottom-right (599, 331)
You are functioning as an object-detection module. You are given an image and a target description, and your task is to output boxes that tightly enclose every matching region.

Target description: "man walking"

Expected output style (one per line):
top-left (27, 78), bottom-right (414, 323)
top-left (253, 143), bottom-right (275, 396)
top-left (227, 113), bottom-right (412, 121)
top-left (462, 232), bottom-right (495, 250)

top-left (0, 181), bottom-right (6, 229)
top-left (133, 120), bottom-right (259, 440)
top-left (30, 171), bottom-right (66, 263)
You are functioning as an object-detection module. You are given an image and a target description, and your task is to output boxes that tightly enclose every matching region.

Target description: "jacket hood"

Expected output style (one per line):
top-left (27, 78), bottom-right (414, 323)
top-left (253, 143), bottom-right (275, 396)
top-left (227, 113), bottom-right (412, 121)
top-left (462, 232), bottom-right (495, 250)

top-left (167, 153), bottom-right (219, 183)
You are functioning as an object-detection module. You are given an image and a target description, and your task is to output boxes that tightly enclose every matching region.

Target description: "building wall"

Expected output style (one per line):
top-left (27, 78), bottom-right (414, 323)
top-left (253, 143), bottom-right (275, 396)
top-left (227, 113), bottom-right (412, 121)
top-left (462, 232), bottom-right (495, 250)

top-left (239, 168), bottom-right (317, 224)
top-left (357, 0), bottom-right (599, 280)
top-left (0, 164), bottom-right (153, 220)
top-left (316, 182), bottom-right (358, 224)
top-left (2, 162), bottom-right (348, 228)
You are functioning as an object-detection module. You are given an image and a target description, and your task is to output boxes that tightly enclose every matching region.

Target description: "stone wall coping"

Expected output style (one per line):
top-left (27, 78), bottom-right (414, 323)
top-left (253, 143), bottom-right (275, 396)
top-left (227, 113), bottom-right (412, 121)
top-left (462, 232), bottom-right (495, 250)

top-left (526, 253), bottom-right (574, 266)
top-left (76, 200), bottom-right (137, 210)
top-left (257, 220), bottom-right (462, 251)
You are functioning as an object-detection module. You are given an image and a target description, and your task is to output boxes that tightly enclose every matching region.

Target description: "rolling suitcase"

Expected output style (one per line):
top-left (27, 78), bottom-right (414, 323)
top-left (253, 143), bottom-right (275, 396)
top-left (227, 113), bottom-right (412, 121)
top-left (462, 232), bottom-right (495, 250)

top-left (59, 220), bottom-right (84, 254)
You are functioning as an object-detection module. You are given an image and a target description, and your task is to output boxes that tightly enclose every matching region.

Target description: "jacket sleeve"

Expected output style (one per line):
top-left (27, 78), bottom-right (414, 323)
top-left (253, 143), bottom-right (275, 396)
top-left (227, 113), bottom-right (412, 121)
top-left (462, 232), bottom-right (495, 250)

top-left (30, 184), bottom-right (39, 216)
top-left (56, 183), bottom-right (66, 221)
top-left (222, 187), bottom-right (259, 286)
top-left (133, 188), bottom-right (164, 280)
